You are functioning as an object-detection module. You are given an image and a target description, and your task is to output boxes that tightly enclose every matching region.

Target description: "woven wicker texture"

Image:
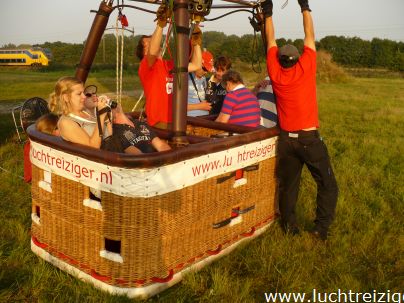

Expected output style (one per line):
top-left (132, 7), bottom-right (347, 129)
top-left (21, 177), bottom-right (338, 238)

top-left (31, 155), bottom-right (277, 287)
top-left (186, 125), bottom-right (224, 137)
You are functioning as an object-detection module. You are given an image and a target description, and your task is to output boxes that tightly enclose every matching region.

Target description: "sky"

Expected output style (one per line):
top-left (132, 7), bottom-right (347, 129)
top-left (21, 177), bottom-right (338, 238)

top-left (1, 0), bottom-right (403, 47)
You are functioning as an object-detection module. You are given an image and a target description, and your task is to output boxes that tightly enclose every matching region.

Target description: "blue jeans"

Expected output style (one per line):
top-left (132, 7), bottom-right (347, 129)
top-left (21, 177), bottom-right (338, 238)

top-left (277, 130), bottom-right (338, 236)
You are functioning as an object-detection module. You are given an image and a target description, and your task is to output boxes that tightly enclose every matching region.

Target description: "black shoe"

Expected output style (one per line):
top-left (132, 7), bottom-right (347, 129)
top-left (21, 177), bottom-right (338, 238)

top-left (309, 229), bottom-right (327, 241)
top-left (281, 222), bottom-right (300, 236)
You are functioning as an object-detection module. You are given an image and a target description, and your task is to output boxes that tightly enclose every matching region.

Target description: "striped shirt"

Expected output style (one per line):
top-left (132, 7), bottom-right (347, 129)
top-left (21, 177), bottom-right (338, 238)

top-left (221, 86), bottom-right (261, 127)
top-left (256, 77), bottom-right (278, 128)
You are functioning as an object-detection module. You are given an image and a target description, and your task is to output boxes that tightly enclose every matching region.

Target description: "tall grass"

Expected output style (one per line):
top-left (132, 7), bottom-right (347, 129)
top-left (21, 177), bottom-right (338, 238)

top-left (0, 72), bottom-right (403, 302)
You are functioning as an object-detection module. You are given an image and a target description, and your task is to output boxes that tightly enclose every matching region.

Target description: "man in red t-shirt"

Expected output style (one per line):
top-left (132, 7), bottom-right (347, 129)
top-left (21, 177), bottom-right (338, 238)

top-left (262, 0), bottom-right (338, 240)
top-left (136, 4), bottom-right (202, 129)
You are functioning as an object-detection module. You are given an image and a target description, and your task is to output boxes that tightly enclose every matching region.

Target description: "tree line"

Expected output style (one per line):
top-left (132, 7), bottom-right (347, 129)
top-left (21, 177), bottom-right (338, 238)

top-left (2, 33), bottom-right (403, 71)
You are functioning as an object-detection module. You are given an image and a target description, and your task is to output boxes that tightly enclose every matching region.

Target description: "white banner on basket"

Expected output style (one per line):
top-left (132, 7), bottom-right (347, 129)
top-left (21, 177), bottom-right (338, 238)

top-left (30, 137), bottom-right (277, 197)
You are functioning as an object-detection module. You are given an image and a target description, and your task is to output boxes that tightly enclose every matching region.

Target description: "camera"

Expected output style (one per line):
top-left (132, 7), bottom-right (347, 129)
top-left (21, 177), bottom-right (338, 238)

top-left (106, 99), bottom-right (118, 109)
top-left (98, 95), bottom-right (118, 110)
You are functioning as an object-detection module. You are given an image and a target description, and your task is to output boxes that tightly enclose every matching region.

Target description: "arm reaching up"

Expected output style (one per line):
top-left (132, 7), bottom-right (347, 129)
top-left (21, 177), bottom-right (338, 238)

top-left (146, 4), bottom-right (171, 67)
top-left (262, 0), bottom-right (277, 50)
top-left (302, 10), bottom-right (315, 50)
top-left (189, 25), bottom-right (203, 72)
top-left (297, 0), bottom-right (315, 50)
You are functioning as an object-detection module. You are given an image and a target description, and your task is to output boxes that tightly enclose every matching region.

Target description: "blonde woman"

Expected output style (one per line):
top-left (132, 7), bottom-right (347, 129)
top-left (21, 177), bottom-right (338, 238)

top-left (49, 76), bottom-right (111, 148)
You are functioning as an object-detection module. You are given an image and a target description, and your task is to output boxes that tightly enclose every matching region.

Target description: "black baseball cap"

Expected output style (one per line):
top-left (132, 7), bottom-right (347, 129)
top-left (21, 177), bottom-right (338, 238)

top-left (278, 44), bottom-right (300, 68)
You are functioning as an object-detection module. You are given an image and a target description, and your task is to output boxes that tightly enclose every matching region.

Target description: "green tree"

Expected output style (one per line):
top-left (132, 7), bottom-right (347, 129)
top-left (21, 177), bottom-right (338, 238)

top-left (371, 38), bottom-right (401, 70)
top-left (0, 43), bottom-right (17, 49)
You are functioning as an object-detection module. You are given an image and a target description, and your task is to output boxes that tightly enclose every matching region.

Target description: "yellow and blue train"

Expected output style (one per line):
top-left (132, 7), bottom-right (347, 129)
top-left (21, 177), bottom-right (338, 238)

top-left (0, 48), bottom-right (52, 66)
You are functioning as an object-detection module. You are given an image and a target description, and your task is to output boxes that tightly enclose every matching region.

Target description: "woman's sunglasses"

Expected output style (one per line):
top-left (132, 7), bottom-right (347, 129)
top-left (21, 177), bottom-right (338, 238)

top-left (84, 85), bottom-right (97, 98)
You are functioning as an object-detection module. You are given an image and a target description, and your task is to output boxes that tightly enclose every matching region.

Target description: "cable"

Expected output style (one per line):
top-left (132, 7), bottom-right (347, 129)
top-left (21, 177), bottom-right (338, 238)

top-left (112, 4), bottom-right (156, 14)
top-left (204, 9), bottom-right (253, 21)
top-left (250, 29), bottom-right (262, 73)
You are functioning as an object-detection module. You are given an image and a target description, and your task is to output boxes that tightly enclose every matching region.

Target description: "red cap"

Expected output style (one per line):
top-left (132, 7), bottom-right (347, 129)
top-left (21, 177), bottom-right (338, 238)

top-left (202, 50), bottom-right (214, 73)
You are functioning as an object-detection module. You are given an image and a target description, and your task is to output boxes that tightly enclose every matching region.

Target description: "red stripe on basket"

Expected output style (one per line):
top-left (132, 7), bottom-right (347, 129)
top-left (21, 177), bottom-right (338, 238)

top-left (68, 258), bottom-right (79, 266)
top-left (133, 279), bottom-right (147, 286)
top-left (206, 245), bottom-right (222, 255)
top-left (55, 252), bottom-right (80, 266)
top-left (32, 236), bottom-right (49, 249)
top-left (56, 252), bottom-right (70, 261)
top-left (175, 263), bottom-right (185, 270)
top-left (32, 237), bottom-right (154, 286)
top-left (116, 278), bottom-right (129, 285)
top-left (79, 263), bottom-right (90, 269)
top-left (262, 214), bottom-right (276, 224)
top-left (91, 270), bottom-right (111, 282)
top-left (151, 269), bottom-right (174, 283)
top-left (222, 240), bottom-right (231, 245)
top-left (254, 221), bottom-right (263, 228)
top-left (241, 227), bottom-right (256, 237)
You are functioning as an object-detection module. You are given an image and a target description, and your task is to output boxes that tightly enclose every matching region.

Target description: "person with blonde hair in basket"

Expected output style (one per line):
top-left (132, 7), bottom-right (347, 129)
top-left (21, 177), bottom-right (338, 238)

top-left (49, 76), bottom-right (112, 148)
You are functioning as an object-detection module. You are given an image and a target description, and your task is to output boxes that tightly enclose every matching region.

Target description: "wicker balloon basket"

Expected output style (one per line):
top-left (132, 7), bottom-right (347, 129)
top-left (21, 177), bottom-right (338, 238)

top-left (28, 121), bottom-right (279, 299)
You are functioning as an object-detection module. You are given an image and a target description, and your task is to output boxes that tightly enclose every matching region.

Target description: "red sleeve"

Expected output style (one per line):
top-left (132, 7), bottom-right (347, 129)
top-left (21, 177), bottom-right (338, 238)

top-left (266, 46), bottom-right (281, 81)
top-left (299, 46), bottom-right (316, 73)
top-left (139, 57), bottom-right (156, 77)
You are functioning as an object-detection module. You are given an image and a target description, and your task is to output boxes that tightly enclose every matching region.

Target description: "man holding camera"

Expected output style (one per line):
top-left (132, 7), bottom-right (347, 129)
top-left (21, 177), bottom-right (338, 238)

top-left (136, 3), bottom-right (202, 129)
top-left (262, 0), bottom-right (338, 240)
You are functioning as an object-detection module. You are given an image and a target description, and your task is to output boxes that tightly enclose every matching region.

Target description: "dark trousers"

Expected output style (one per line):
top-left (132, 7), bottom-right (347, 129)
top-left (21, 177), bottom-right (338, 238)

top-left (277, 130), bottom-right (338, 235)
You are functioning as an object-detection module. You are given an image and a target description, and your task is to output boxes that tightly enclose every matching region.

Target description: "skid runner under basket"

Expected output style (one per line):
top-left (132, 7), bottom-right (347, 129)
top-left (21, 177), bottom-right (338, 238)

top-left (28, 118), bottom-right (279, 299)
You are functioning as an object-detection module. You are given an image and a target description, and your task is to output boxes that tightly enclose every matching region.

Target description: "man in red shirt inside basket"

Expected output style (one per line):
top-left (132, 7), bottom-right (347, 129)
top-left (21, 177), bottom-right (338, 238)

top-left (136, 3), bottom-right (202, 129)
top-left (262, 0), bottom-right (338, 240)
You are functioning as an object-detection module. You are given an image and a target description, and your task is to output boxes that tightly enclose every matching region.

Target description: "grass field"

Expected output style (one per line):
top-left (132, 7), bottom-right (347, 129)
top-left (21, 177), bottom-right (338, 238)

top-left (0, 67), bottom-right (141, 107)
top-left (0, 68), bottom-right (403, 302)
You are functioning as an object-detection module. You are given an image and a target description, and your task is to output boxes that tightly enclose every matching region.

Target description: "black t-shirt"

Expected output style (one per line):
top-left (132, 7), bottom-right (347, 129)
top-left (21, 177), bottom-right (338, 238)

top-left (103, 120), bottom-right (157, 153)
top-left (205, 78), bottom-right (227, 115)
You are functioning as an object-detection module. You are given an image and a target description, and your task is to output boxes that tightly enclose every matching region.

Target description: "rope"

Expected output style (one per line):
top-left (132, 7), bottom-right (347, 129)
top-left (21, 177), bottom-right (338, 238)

top-left (131, 92), bottom-right (144, 112)
top-left (162, 21), bottom-right (173, 57)
top-left (120, 26), bottom-right (124, 104)
top-left (250, 29), bottom-right (262, 73)
top-left (115, 18), bottom-right (120, 103)
top-left (115, 13), bottom-right (125, 104)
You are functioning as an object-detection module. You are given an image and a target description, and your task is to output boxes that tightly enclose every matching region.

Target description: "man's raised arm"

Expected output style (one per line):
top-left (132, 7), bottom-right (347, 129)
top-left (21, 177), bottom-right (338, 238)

top-left (298, 0), bottom-right (315, 50)
top-left (262, 0), bottom-right (277, 51)
top-left (147, 26), bottom-right (163, 67)
top-left (188, 25), bottom-right (203, 72)
top-left (147, 4), bottom-right (171, 67)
